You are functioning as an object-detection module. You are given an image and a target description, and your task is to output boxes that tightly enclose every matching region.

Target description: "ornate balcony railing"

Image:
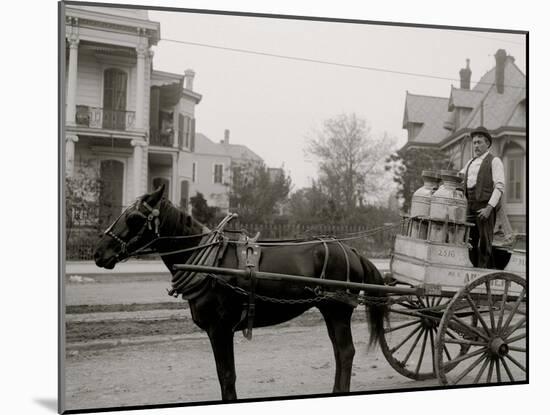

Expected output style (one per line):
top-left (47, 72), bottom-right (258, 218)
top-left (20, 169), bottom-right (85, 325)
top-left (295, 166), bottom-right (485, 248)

top-left (75, 105), bottom-right (136, 131)
top-left (149, 128), bottom-right (174, 147)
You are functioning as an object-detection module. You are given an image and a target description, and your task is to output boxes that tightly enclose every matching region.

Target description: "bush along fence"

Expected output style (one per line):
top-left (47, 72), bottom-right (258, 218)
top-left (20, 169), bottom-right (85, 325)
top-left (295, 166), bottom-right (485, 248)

top-left (66, 218), bottom-right (397, 261)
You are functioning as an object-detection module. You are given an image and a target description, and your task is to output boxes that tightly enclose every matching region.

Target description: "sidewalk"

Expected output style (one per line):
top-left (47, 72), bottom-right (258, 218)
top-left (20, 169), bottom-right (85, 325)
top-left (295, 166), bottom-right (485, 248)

top-left (66, 259), bottom-right (390, 275)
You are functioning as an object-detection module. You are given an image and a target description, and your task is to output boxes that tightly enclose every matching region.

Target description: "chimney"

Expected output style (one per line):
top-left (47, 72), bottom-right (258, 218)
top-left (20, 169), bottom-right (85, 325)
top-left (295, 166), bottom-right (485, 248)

top-left (459, 59), bottom-right (472, 89)
top-left (184, 69), bottom-right (195, 91)
top-left (223, 129), bottom-right (230, 145)
top-left (494, 49), bottom-right (507, 94)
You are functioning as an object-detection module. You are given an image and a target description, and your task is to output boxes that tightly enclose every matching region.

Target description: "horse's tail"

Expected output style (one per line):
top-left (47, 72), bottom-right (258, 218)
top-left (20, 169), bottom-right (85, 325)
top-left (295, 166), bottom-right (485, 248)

top-left (359, 255), bottom-right (389, 350)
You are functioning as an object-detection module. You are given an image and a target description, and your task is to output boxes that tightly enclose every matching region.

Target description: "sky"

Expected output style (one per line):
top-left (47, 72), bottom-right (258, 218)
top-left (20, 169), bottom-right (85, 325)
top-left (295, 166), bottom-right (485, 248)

top-left (147, 10), bottom-right (526, 193)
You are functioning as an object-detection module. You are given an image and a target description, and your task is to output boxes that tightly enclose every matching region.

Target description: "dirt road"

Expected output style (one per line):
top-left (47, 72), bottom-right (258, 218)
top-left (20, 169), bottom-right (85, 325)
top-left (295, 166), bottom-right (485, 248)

top-left (64, 321), bottom-right (438, 412)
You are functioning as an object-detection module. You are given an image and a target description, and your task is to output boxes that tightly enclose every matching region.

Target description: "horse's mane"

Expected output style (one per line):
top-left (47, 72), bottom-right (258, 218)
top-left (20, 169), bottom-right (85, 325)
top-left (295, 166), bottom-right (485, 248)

top-left (159, 198), bottom-right (205, 236)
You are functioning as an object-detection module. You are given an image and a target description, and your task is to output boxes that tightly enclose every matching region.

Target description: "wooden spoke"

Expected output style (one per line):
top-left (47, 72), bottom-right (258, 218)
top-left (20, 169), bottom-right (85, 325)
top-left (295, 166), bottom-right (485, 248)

top-left (486, 358), bottom-right (495, 383)
top-left (500, 356), bottom-right (515, 382)
top-left (415, 329), bottom-right (429, 376)
top-left (444, 337), bottom-right (487, 347)
top-left (504, 354), bottom-right (526, 373)
top-left (506, 332), bottom-right (527, 344)
top-left (443, 344), bottom-right (453, 361)
top-left (501, 289), bottom-right (526, 335)
top-left (485, 281), bottom-right (496, 330)
top-left (442, 347), bottom-right (486, 369)
top-left (402, 327), bottom-right (425, 365)
top-left (416, 295), bottom-right (428, 309)
top-left (389, 308), bottom-right (427, 319)
top-left (472, 355), bottom-right (491, 384)
top-left (465, 294), bottom-right (491, 335)
top-left (450, 316), bottom-right (490, 341)
top-left (390, 324), bottom-right (423, 354)
top-left (503, 317), bottom-right (527, 339)
top-left (497, 280), bottom-right (511, 331)
top-left (496, 359), bottom-right (502, 383)
top-left (452, 353), bottom-right (487, 385)
top-left (429, 328), bottom-right (436, 373)
top-left (508, 346), bottom-right (526, 353)
top-left (435, 296), bottom-right (444, 307)
top-left (385, 319), bottom-right (420, 334)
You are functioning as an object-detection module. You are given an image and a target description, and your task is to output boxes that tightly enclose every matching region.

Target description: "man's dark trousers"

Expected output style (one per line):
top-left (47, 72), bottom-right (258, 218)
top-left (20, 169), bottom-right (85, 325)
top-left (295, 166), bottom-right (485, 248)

top-left (467, 200), bottom-right (496, 268)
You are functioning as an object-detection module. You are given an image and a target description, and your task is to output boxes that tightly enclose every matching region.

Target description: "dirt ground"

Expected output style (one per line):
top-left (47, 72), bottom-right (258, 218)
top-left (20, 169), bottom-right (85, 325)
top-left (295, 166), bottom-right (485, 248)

top-left (64, 321), bottom-right (437, 412)
top-left (63, 271), bottom-right (526, 412)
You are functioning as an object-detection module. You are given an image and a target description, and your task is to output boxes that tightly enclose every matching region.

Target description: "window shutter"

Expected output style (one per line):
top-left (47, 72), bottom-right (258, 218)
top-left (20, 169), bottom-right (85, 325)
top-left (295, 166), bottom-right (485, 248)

top-left (150, 87), bottom-right (160, 131)
top-left (190, 118), bottom-right (196, 152)
top-left (178, 113), bottom-right (184, 148)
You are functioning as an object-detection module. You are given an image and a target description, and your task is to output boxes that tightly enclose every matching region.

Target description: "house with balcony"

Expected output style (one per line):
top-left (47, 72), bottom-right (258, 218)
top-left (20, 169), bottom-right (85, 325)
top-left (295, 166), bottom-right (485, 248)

top-left (63, 4), bottom-right (201, 228)
top-left (401, 49), bottom-right (526, 232)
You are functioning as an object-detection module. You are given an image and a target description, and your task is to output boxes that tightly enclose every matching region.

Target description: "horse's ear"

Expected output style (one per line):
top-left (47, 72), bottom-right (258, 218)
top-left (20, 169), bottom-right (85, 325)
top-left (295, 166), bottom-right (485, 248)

top-left (149, 184), bottom-right (165, 205)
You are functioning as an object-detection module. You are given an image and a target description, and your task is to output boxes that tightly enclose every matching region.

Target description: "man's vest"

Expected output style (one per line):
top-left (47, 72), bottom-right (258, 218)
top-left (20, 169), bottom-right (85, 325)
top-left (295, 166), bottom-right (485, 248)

top-left (464, 153), bottom-right (495, 203)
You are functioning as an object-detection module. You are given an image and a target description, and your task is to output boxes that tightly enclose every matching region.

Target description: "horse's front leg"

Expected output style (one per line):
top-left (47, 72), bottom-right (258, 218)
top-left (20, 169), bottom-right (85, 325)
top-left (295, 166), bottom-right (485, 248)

top-left (207, 326), bottom-right (237, 401)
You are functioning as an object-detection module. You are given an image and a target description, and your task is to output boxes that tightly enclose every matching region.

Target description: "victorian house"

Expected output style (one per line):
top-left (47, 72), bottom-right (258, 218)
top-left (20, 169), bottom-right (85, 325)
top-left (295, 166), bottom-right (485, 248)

top-left (402, 49), bottom-right (526, 232)
top-left (192, 129), bottom-right (264, 213)
top-left (63, 5), bottom-right (201, 226)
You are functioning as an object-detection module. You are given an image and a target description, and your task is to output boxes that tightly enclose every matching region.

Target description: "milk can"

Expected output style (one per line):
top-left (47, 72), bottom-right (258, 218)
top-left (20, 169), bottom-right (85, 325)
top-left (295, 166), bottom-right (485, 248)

top-left (429, 170), bottom-right (467, 223)
top-left (410, 170), bottom-right (440, 218)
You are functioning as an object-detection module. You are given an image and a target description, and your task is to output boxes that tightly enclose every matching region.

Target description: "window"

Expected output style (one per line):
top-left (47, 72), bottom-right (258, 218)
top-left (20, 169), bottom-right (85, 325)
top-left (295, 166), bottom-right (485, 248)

top-left (213, 164), bottom-right (223, 184)
top-left (177, 115), bottom-right (195, 150)
top-left (103, 68), bottom-right (127, 130)
top-left (507, 155), bottom-right (524, 203)
top-left (192, 162), bottom-right (197, 183)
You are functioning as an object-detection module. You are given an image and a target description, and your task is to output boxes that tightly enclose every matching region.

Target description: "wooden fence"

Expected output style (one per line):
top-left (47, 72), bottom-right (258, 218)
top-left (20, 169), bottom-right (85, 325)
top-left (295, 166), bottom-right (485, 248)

top-left (66, 221), bottom-right (397, 261)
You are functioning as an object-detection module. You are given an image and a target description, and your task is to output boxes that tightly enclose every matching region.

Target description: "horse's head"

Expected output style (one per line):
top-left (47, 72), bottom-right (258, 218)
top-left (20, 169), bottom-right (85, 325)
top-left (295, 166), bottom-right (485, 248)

top-left (94, 184), bottom-right (166, 269)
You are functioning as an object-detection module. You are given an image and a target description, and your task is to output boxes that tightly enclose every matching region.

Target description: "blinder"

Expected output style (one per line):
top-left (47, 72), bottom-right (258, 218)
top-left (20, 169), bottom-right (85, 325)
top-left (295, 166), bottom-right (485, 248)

top-left (104, 198), bottom-right (162, 260)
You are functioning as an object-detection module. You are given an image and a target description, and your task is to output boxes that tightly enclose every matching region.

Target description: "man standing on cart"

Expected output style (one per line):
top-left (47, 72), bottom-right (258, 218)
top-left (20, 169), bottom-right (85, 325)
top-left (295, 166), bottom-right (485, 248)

top-left (460, 126), bottom-right (505, 268)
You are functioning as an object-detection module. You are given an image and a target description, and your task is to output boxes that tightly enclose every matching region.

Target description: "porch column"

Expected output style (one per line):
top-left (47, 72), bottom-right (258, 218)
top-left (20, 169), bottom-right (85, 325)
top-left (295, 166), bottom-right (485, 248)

top-left (66, 19), bottom-right (79, 126)
top-left (65, 134), bottom-right (79, 176)
top-left (135, 30), bottom-right (147, 131)
top-left (131, 139), bottom-right (147, 198)
top-left (172, 153), bottom-right (179, 204)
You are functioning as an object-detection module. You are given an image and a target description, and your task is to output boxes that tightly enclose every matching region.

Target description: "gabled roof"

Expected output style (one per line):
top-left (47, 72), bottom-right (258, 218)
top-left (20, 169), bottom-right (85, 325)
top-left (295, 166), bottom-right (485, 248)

top-left (403, 53), bottom-right (526, 148)
top-left (194, 133), bottom-right (263, 163)
top-left (403, 93), bottom-right (451, 144)
top-left (449, 86), bottom-right (484, 110)
top-left (459, 59), bottom-right (526, 131)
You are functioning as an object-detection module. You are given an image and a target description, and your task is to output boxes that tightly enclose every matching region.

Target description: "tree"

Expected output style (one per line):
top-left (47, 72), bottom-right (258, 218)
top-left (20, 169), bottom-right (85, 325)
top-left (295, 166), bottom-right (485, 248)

top-left (190, 192), bottom-right (220, 224)
top-left (229, 161), bottom-right (291, 222)
top-left (306, 113), bottom-right (396, 214)
top-left (386, 146), bottom-right (450, 213)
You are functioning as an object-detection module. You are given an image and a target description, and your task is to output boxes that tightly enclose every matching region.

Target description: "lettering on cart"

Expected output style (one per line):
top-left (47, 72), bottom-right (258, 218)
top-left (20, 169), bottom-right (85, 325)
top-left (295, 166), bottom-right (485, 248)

top-left (464, 272), bottom-right (505, 287)
top-left (512, 257), bottom-right (526, 267)
top-left (437, 248), bottom-right (456, 258)
top-left (464, 272), bottom-right (479, 283)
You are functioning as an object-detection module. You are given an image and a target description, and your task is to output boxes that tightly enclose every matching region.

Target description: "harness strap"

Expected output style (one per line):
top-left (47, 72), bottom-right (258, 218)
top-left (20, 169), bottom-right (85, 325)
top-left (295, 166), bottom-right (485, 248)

top-left (242, 266), bottom-right (257, 340)
top-left (334, 239), bottom-right (351, 292)
top-left (317, 238), bottom-right (330, 280)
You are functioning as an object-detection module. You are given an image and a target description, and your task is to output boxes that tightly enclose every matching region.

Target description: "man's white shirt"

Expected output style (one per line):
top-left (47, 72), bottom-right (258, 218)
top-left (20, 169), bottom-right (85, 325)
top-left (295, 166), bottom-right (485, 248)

top-left (460, 151), bottom-right (505, 208)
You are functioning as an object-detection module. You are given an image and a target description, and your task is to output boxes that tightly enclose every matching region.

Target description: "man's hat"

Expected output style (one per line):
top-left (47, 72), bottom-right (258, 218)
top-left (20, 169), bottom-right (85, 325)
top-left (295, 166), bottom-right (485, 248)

top-left (469, 126), bottom-right (492, 146)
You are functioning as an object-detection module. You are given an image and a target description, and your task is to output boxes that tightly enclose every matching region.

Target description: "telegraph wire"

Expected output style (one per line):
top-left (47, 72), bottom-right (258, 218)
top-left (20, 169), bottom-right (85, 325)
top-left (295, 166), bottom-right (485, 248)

top-left (160, 37), bottom-right (526, 89)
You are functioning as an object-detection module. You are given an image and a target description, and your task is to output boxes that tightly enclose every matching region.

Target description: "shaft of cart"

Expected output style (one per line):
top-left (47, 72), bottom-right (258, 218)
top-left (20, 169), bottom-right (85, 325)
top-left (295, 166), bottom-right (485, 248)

top-left (172, 264), bottom-right (457, 297)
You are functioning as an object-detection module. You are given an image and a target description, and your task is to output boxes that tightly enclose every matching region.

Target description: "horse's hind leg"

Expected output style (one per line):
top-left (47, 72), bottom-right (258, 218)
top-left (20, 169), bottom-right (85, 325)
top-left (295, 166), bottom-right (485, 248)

top-left (319, 304), bottom-right (355, 393)
top-left (207, 326), bottom-right (237, 401)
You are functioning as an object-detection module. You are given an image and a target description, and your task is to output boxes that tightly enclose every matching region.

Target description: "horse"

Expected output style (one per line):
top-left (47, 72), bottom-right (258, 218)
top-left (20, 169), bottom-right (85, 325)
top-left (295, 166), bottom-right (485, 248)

top-left (93, 185), bottom-right (388, 401)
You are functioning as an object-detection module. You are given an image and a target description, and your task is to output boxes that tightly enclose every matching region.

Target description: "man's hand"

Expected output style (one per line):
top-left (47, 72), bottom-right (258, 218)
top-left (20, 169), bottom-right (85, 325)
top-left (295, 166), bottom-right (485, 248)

top-left (477, 205), bottom-right (493, 221)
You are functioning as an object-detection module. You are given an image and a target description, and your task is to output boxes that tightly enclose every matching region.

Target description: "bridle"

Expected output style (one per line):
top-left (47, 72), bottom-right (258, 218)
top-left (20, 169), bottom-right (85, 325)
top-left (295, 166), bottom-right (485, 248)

top-left (104, 198), bottom-right (161, 260)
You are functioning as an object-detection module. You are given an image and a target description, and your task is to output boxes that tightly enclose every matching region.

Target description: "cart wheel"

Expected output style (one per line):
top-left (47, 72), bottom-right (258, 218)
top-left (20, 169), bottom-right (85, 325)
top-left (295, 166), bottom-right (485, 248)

top-left (380, 295), bottom-right (474, 380)
top-left (435, 272), bottom-right (526, 386)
